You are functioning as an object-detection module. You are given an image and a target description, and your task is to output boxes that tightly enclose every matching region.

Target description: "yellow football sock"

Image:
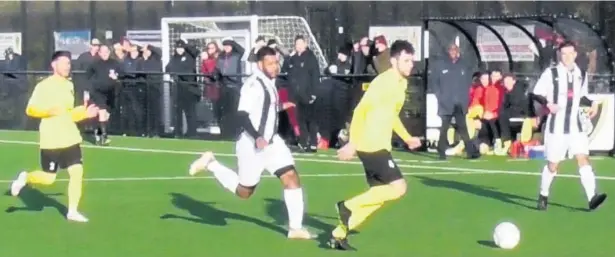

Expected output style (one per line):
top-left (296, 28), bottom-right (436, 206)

top-left (345, 185), bottom-right (401, 211)
top-left (447, 128), bottom-right (456, 145)
top-left (67, 164), bottom-right (84, 212)
top-left (348, 203), bottom-right (383, 230)
top-left (332, 203), bottom-right (383, 238)
top-left (466, 117), bottom-right (475, 138)
top-left (502, 140), bottom-right (511, 152)
top-left (26, 170), bottom-right (56, 185)
top-left (331, 225), bottom-right (347, 238)
top-left (520, 118), bottom-right (533, 143)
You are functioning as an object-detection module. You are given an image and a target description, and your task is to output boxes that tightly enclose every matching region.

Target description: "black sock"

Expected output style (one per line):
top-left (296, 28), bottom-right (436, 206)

top-left (99, 122), bottom-right (108, 136)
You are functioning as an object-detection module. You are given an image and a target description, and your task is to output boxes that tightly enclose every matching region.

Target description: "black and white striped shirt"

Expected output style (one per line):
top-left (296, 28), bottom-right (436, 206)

top-left (533, 63), bottom-right (589, 135)
top-left (236, 69), bottom-right (280, 142)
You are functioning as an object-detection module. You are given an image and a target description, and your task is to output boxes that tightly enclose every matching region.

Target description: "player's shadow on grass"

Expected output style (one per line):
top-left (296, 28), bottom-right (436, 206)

top-left (477, 240), bottom-right (498, 248)
top-left (414, 175), bottom-right (585, 212)
top-left (263, 198), bottom-right (341, 249)
top-left (5, 187), bottom-right (67, 217)
top-left (160, 193), bottom-right (287, 236)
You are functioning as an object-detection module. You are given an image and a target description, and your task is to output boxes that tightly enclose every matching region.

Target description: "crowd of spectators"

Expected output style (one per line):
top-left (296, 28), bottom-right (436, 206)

top-left (0, 32), bottom-right (596, 158)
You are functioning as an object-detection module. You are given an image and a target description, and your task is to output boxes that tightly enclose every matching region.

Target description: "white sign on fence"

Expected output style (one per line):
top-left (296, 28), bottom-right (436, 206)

top-left (476, 25), bottom-right (536, 62)
top-left (54, 30), bottom-right (91, 59)
top-left (126, 30), bottom-right (162, 48)
top-left (0, 32), bottom-right (22, 59)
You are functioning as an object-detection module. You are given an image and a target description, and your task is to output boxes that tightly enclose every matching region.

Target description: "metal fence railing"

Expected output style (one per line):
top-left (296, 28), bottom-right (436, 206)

top-left (0, 70), bottom-right (426, 142)
top-left (2, 70), bottom-right (613, 144)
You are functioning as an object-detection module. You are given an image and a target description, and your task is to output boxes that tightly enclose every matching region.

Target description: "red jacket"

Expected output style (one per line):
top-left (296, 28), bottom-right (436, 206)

top-left (201, 58), bottom-right (219, 100)
top-left (200, 58), bottom-right (217, 75)
top-left (483, 83), bottom-right (504, 118)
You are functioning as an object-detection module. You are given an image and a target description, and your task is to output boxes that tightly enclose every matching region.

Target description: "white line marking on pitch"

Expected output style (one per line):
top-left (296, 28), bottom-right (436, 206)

top-left (0, 139), bottom-right (444, 165)
top-left (1, 139), bottom-right (614, 182)
top-left (0, 168), bottom-right (613, 183)
top-left (0, 170), bottom-right (492, 183)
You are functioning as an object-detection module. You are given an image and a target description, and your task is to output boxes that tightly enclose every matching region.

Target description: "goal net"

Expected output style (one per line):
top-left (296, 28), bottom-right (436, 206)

top-left (160, 15), bottom-right (328, 134)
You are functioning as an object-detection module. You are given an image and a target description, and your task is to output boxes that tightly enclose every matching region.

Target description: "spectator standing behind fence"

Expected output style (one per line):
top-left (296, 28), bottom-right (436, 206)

top-left (165, 38), bottom-right (200, 138)
top-left (285, 35), bottom-right (321, 152)
top-left (274, 40), bottom-right (300, 146)
top-left (432, 44), bottom-right (480, 160)
top-left (247, 36), bottom-right (266, 63)
top-left (318, 43), bottom-right (353, 150)
top-left (0, 47), bottom-right (26, 129)
top-left (137, 43), bottom-right (163, 137)
top-left (216, 38), bottom-right (245, 139)
top-left (119, 43), bottom-right (145, 136)
top-left (86, 45), bottom-right (124, 146)
top-left (200, 42), bottom-right (221, 133)
top-left (372, 35), bottom-right (391, 74)
top-left (75, 39), bottom-right (101, 102)
top-left (347, 37), bottom-right (377, 121)
top-left (112, 40), bottom-right (126, 61)
top-left (267, 39), bottom-right (291, 63)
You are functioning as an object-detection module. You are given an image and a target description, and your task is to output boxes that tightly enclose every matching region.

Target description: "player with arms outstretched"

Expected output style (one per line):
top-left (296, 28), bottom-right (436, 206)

top-left (329, 40), bottom-right (422, 251)
top-left (531, 41), bottom-right (607, 211)
top-left (189, 47), bottom-right (314, 239)
top-left (10, 51), bottom-right (99, 222)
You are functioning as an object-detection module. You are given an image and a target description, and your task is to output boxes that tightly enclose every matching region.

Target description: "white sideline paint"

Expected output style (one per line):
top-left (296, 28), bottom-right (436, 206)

top-left (0, 139), bottom-right (450, 163)
top-left (0, 170), bottom-right (491, 183)
top-left (0, 139), bottom-right (614, 182)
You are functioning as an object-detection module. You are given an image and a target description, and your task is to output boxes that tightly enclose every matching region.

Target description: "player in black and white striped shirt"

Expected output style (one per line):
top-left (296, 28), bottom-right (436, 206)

top-left (187, 47), bottom-right (315, 239)
top-left (531, 41), bottom-right (607, 211)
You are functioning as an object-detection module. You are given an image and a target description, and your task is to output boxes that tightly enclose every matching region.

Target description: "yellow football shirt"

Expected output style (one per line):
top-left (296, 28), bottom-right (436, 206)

top-left (349, 68), bottom-right (412, 153)
top-left (26, 75), bottom-right (87, 149)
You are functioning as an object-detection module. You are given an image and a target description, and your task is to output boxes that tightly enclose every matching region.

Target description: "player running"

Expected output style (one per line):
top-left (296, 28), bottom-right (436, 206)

top-left (329, 40), bottom-right (422, 251)
top-left (10, 51), bottom-right (99, 222)
top-left (188, 46), bottom-right (314, 240)
top-left (531, 41), bottom-right (607, 211)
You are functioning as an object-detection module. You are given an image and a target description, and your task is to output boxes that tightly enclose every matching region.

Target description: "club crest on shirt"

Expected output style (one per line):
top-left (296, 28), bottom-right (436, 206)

top-left (181, 56), bottom-right (186, 62)
top-left (300, 62), bottom-right (304, 67)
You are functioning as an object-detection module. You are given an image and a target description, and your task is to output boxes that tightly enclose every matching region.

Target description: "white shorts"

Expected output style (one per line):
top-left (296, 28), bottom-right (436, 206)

top-left (544, 132), bottom-right (589, 163)
top-left (235, 134), bottom-right (295, 187)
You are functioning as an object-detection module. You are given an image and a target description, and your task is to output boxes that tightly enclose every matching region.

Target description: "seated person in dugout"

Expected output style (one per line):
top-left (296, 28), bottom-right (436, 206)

top-left (477, 70), bottom-right (504, 155)
top-left (497, 73), bottom-right (538, 152)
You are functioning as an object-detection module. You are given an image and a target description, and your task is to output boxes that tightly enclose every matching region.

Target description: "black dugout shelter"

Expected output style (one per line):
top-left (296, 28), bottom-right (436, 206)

top-left (421, 14), bottom-right (615, 81)
top-left (419, 14), bottom-right (615, 155)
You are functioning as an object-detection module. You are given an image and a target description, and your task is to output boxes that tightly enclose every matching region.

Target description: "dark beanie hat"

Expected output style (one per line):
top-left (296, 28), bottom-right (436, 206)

top-left (338, 42), bottom-right (353, 56)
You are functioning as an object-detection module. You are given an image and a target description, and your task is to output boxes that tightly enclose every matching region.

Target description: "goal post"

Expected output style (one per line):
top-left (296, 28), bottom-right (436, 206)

top-left (159, 15), bottom-right (328, 134)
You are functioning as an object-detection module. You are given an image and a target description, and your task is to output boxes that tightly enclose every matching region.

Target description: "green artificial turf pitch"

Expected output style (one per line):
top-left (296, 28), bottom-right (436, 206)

top-left (0, 130), bottom-right (613, 257)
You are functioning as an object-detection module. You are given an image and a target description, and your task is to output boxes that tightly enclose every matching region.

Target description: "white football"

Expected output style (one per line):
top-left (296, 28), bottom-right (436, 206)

top-left (493, 222), bottom-right (520, 249)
